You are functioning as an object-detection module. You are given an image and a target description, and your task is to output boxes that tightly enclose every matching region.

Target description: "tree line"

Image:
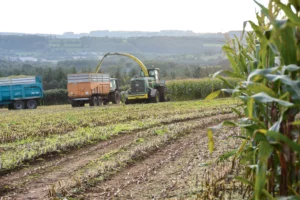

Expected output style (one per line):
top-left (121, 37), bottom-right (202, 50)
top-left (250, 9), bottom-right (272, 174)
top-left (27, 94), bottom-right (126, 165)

top-left (0, 60), bottom-right (75, 90)
top-left (0, 59), bottom-right (230, 89)
top-left (0, 58), bottom-right (230, 105)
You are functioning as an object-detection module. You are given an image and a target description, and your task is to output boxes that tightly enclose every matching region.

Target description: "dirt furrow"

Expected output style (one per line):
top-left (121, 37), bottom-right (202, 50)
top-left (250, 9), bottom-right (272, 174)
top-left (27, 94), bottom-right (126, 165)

top-left (79, 117), bottom-right (239, 199)
top-left (1, 113), bottom-right (236, 200)
top-left (0, 111), bottom-right (222, 189)
top-left (0, 133), bottom-right (135, 199)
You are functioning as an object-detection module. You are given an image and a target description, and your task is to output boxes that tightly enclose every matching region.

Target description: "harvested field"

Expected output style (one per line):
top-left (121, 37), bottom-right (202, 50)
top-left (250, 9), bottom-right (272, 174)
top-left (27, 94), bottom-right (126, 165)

top-left (0, 98), bottom-right (242, 199)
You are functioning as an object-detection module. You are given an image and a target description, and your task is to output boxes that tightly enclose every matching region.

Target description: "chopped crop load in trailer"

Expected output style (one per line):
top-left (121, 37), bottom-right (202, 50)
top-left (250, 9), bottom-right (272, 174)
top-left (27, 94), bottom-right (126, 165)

top-left (67, 73), bottom-right (120, 107)
top-left (0, 76), bottom-right (43, 110)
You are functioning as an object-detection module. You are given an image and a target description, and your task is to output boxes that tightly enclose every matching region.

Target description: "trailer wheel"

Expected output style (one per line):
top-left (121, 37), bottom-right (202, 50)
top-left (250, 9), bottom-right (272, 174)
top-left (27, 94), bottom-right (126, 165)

top-left (8, 104), bottom-right (13, 110)
top-left (26, 99), bottom-right (37, 109)
top-left (96, 96), bottom-right (102, 106)
top-left (112, 90), bottom-right (120, 104)
top-left (14, 100), bottom-right (25, 110)
top-left (72, 101), bottom-right (78, 107)
top-left (89, 96), bottom-right (97, 107)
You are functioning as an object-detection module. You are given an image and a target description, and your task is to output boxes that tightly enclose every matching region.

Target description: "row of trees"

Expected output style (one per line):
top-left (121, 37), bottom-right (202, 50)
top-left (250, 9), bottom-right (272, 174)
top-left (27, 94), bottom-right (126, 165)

top-left (0, 59), bottom-right (230, 90)
top-left (0, 62), bottom-right (76, 90)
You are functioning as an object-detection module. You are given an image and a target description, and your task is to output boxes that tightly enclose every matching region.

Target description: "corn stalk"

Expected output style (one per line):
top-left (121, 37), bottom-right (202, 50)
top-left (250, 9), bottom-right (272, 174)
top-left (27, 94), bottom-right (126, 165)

top-left (206, 0), bottom-right (300, 198)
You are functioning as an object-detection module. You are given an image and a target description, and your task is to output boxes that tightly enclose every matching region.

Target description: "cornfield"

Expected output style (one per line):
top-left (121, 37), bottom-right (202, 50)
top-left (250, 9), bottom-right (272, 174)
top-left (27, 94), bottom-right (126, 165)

top-left (166, 78), bottom-right (240, 101)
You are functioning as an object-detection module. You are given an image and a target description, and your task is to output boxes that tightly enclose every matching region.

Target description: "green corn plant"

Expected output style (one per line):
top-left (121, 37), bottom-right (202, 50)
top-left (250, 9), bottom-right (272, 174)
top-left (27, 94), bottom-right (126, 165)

top-left (206, 0), bottom-right (300, 198)
top-left (166, 78), bottom-right (240, 101)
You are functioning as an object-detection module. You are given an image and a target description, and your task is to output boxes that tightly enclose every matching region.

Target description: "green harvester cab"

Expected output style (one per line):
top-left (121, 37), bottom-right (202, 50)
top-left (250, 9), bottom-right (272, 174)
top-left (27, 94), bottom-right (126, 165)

top-left (125, 68), bottom-right (168, 104)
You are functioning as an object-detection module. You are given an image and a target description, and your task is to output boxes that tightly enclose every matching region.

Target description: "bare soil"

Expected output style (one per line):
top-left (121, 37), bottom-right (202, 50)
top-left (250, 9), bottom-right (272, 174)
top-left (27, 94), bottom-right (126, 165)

top-left (0, 133), bottom-right (135, 200)
top-left (79, 116), bottom-right (239, 200)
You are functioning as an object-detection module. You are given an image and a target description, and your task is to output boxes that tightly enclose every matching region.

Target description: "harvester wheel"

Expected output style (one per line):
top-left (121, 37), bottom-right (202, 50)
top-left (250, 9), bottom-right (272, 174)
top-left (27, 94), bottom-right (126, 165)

top-left (151, 91), bottom-right (160, 103)
top-left (112, 90), bottom-right (120, 104)
top-left (26, 99), bottom-right (38, 109)
top-left (14, 100), bottom-right (25, 110)
top-left (159, 87), bottom-right (166, 102)
top-left (125, 98), bottom-right (131, 104)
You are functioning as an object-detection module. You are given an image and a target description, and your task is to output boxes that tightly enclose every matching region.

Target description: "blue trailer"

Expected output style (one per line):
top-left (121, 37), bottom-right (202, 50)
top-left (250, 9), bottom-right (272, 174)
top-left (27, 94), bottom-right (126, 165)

top-left (0, 76), bottom-right (43, 110)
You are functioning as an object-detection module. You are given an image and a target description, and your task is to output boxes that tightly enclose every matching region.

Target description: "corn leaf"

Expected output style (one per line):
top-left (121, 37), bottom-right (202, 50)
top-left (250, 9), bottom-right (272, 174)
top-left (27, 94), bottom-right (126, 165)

top-left (207, 128), bottom-right (214, 153)
top-left (252, 92), bottom-right (294, 107)
top-left (247, 98), bottom-right (254, 119)
top-left (223, 70), bottom-right (245, 79)
top-left (275, 25), bottom-right (298, 65)
top-left (276, 196), bottom-right (300, 200)
top-left (255, 141), bottom-right (273, 200)
top-left (205, 90), bottom-right (221, 100)
top-left (247, 66), bottom-right (279, 81)
top-left (218, 150), bottom-right (237, 161)
top-left (247, 82), bottom-right (277, 98)
top-left (292, 121), bottom-right (300, 125)
top-left (212, 70), bottom-right (224, 79)
top-left (246, 20), bottom-right (263, 38)
top-left (282, 64), bottom-right (300, 73)
top-left (215, 75), bottom-right (235, 88)
top-left (221, 89), bottom-right (240, 94)
top-left (269, 116), bottom-right (283, 132)
top-left (254, 0), bottom-right (272, 21)
top-left (266, 131), bottom-right (300, 152)
top-left (275, 0), bottom-right (300, 26)
top-left (268, 43), bottom-right (280, 56)
top-left (231, 107), bottom-right (242, 117)
top-left (235, 176), bottom-right (253, 186)
top-left (264, 74), bottom-right (300, 98)
top-left (261, 190), bottom-right (275, 200)
top-left (232, 139), bottom-right (248, 164)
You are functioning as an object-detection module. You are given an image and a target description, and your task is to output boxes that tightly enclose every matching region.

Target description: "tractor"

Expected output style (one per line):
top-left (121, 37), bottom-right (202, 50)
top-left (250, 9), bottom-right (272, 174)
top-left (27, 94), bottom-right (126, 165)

top-left (125, 68), bottom-right (168, 104)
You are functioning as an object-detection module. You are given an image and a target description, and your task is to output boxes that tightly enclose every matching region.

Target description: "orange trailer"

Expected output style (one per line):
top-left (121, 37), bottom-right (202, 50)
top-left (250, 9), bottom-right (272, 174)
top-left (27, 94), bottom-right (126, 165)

top-left (67, 73), bottom-right (120, 107)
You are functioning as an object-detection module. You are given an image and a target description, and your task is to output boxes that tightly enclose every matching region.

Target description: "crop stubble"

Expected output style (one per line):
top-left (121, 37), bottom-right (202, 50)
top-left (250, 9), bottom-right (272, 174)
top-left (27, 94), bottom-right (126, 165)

top-left (0, 98), bottom-right (240, 199)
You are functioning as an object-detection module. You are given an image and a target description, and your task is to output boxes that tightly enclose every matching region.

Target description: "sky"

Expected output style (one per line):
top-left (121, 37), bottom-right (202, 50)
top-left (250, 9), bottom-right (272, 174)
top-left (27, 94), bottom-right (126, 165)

top-left (0, 0), bottom-right (270, 34)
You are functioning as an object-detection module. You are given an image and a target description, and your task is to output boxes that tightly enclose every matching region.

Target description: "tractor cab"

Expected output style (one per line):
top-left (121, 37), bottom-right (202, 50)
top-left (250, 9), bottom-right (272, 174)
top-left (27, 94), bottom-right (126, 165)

top-left (148, 68), bottom-right (160, 81)
top-left (140, 68), bottom-right (160, 82)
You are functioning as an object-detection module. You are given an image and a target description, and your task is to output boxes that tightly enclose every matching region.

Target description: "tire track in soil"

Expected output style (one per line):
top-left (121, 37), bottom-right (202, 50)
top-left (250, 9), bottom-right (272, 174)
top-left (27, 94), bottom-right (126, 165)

top-left (71, 114), bottom-right (237, 200)
top-left (0, 112), bottom-right (219, 193)
top-left (0, 113), bottom-right (235, 200)
top-left (0, 133), bottom-right (135, 200)
top-left (0, 109), bottom-right (230, 182)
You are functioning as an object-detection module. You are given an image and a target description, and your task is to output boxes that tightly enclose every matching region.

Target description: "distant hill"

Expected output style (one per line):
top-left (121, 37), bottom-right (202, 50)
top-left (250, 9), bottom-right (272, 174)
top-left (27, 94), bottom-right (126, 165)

top-left (0, 30), bottom-right (245, 65)
top-left (0, 30), bottom-right (243, 39)
top-left (0, 35), bottom-right (227, 61)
